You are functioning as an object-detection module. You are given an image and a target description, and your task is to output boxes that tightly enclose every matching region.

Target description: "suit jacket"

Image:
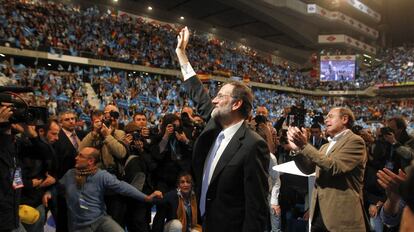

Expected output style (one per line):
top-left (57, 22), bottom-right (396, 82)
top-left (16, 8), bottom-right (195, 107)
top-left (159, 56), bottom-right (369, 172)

top-left (183, 76), bottom-right (270, 232)
top-left (294, 130), bottom-right (368, 232)
top-left (53, 130), bottom-right (82, 179)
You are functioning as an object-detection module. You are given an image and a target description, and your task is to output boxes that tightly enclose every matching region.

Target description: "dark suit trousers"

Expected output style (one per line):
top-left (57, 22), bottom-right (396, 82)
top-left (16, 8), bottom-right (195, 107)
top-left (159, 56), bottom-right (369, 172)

top-left (311, 202), bottom-right (329, 232)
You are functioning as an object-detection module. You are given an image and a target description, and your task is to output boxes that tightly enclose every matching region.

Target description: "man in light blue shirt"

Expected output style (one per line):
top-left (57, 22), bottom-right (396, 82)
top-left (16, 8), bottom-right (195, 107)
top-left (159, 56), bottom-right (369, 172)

top-left (44, 147), bottom-right (162, 232)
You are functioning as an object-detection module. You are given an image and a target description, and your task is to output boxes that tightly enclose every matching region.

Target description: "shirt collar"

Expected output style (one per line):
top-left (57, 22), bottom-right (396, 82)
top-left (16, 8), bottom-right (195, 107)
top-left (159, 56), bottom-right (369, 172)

top-left (62, 128), bottom-right (75, 137)
top-left (328, 129), bottom-right (350, 142)
top-left (222, 120), bottom-right (244, 140)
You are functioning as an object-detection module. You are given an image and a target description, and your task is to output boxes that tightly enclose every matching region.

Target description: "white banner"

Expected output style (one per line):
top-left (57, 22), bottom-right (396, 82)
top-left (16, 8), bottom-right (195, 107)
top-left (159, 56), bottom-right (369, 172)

top-left (307, 4), bottom-right (378, 39)
top-left (345, 0), bottom-right (381, 22)
top-left (318, 34), bottom-right (376, 54)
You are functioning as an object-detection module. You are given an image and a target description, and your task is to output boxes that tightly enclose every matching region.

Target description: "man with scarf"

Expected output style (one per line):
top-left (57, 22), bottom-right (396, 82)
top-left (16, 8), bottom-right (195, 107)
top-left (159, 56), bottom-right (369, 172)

top-left (43, 147), bottom-right (162, 232)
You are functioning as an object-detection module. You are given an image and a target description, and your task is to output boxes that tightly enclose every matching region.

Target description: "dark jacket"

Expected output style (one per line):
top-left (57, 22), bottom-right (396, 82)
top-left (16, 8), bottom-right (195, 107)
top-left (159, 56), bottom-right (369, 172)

top-left (184, 76), bottom-right (270, 232)
top-left (0, 133), bottom-right (21, 231)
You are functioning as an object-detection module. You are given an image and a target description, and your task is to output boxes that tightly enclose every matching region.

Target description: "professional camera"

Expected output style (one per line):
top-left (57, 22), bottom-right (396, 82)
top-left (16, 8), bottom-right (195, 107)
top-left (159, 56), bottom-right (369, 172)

top-left (193, 121), bottom-right (205, 138)
top-left (380, 126), bottom-right (394, 136)
top-left (288, 104), bottom-right (306, 128)
top-left (103, 111), bottom-right (120, 127)
top-left (254, 115), bottom-right (268, 125)
top-left (0, 86), bottom-right (48, 125)
top-left (131, 129), bottom-right (142, 140)
top-left (173, 124), bottom-right (184, 133)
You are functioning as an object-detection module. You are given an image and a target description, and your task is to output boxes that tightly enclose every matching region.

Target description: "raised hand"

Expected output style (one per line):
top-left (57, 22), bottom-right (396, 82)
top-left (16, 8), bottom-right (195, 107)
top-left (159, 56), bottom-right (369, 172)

top-left (176, 26), bottom-right (190, 54)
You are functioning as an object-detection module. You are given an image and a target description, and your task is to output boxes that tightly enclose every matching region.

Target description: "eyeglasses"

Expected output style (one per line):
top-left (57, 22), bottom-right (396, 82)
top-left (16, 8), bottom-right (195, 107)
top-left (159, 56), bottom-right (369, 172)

top-left (215, 93), bottom-right (233, 100)
top-left (77, 153), bottom-right (91, 160)
top-left (63, 117), bottom-right (76, 121)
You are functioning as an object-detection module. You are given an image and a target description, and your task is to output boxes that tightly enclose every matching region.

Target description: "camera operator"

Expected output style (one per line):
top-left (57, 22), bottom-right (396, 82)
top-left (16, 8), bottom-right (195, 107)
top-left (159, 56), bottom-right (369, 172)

top-left (123, 122), bottom-right (157, 232)
top-left (0, 105), bottom-right (25, 232)
top-left (79, 108), bottom-right (128, 227)
top-left (0, 104), bottom-right (53, 232)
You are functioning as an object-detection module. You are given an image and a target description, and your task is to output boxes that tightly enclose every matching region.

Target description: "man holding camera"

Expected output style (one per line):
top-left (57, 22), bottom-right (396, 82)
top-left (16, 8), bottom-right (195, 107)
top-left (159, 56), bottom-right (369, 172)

top-left (0, 105), bottom-right (25, 232)
top-left (123, 122), bottom-right (157, 232)
top-left (79, 107), bottom-right (128, 227)
top-left (382, 117), bottom-right (414, 170)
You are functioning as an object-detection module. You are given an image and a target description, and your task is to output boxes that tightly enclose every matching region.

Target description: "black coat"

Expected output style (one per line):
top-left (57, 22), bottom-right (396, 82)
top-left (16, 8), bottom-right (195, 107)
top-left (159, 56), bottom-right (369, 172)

top-left (53, 130), bottom-right (84, 179)
top-left (0, 133), bottom-right (21, 231)
top-left (184, 76), bottom-right (270, 232)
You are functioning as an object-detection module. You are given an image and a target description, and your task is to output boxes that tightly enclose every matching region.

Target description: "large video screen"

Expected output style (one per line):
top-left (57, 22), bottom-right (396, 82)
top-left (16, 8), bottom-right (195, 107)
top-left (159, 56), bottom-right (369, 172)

top-left (320, 55), bottom-right (356, 81)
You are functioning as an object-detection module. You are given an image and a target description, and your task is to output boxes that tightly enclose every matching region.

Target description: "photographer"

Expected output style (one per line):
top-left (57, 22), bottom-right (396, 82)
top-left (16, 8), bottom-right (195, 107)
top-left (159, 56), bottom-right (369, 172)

top-left (79, 108), bottom-right (127, 227)
top-left (123, 122), bottom-right (157, 232)
top-left (382, 117), bottom-right (414, 170)
top-left (152, 113), bottom-right (192, 193)
top-left (132, 112), bottom-right (156, 148)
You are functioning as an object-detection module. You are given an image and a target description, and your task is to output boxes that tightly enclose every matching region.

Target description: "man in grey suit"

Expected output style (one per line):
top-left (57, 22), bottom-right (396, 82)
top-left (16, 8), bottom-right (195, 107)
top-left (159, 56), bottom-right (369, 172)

top-left (287, 107), bottom-right (368, 232)
top-left (175, 27), bottom-right (270, 232)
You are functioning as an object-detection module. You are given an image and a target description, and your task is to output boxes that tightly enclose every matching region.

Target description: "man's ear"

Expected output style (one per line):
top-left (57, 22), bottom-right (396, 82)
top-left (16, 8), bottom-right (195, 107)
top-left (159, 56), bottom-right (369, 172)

top-left (342, 115), bottom-right (349, 125)
top-left (232, 99), bottom-right (243, 111)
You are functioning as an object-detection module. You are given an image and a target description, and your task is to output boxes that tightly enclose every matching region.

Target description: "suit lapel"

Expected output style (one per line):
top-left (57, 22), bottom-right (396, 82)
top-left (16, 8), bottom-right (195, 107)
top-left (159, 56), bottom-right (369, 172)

top-left (209, 123), bottom-right (246, 185)
top-left (193, 119), bottom-right (221, 191)
top-left (326, 131), bottom-right (352, 156)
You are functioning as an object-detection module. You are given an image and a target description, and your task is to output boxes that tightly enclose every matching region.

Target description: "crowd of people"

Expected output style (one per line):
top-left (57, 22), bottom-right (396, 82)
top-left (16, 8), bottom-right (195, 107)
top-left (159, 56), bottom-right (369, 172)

top-left (1, 1), bottom-right (414, 232)
top-left (1, 0), bottom-right (414, 91)
top-left (2, 60), bottom-right (414, 135)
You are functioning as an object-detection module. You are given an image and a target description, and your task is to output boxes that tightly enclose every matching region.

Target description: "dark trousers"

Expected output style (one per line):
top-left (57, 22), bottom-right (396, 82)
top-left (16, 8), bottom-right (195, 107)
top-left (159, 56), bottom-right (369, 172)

top-left (311, 202), bottom-right (329, 232)
top-left (105, 194), bottom-right (126, 228)
top-left (55, 195), bottom-right (69, 232)
top-left (126, 199), bottom-right (152, 232)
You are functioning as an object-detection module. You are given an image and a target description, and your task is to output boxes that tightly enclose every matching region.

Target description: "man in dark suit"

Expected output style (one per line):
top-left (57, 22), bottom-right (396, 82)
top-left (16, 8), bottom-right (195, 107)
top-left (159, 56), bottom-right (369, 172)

top-left (175, 27), bottom-right (270, 232)
top-left (287, 107), bottom-right (368, 232)
top-left (52, 111), bottom-right (83, 232)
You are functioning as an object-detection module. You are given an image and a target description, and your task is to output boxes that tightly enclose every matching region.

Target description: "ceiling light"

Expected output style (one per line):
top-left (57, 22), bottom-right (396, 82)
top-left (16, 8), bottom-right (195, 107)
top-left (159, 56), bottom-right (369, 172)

top-left (148, 6), bottom-right (152, 10)
top-left (180, 16), bottom-right (184, 20)
top-left (48, 63), bottom-right (52, 66)
top-left (0, 53), bottom-right (5, 57)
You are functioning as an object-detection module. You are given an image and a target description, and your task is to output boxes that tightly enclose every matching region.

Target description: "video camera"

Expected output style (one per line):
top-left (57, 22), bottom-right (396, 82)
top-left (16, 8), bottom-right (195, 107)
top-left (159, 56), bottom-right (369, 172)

top-left (0, 86), bottom-right (48, 125)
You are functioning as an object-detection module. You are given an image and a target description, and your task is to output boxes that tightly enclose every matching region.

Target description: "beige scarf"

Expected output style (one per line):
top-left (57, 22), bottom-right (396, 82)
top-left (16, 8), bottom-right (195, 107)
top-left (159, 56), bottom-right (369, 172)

top-left (176, 191), bottom-right (202, 232)
top-left (75, 166), bottom-right (98, 189)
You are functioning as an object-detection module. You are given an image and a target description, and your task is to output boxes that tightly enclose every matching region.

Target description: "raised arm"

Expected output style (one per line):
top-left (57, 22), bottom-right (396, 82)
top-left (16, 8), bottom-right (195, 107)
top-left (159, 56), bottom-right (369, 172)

top-left (176, 27), bottom-right (214, 121)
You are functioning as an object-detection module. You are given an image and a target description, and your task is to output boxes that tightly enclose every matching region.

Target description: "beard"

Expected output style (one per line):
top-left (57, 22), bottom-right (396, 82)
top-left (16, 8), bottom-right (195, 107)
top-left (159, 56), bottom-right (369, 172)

top-left (211, 103), bottom-right (233, 122)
